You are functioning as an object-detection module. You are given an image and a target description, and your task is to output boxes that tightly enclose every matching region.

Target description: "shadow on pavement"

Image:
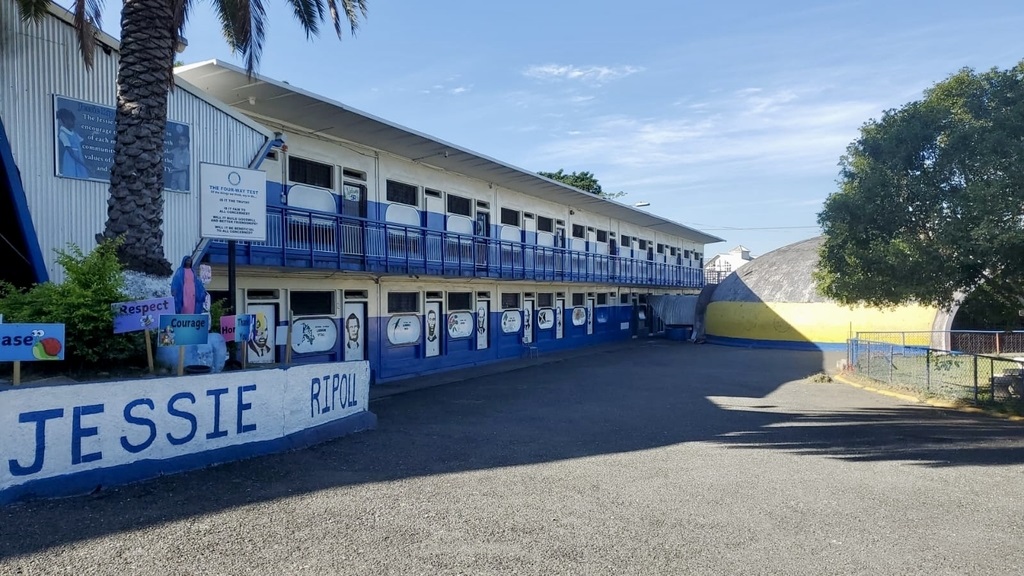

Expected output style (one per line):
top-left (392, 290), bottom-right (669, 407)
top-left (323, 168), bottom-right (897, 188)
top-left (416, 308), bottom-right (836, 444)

top-left (1, 340), bottom-right (1021, 558)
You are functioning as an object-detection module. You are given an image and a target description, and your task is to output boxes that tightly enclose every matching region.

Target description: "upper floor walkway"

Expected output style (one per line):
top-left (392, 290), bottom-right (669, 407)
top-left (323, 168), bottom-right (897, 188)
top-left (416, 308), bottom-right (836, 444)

top-left (205, 206), bottom-right (705, 289)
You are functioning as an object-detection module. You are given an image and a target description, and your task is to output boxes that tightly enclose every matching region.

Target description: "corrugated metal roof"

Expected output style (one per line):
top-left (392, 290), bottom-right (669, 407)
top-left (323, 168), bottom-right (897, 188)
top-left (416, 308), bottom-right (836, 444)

top-left (175, 59), bottom-right (725, 246)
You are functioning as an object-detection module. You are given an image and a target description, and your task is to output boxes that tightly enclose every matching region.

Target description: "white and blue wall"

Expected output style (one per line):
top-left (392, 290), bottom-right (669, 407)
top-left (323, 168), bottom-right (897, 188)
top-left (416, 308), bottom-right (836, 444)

top-left (0, 361), bottom-right (375, 505)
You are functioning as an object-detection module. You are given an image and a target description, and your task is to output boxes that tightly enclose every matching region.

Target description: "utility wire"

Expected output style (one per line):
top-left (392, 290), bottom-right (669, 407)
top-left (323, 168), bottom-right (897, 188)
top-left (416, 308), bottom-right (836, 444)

top-left (686, 224), bottom-right (821, 231)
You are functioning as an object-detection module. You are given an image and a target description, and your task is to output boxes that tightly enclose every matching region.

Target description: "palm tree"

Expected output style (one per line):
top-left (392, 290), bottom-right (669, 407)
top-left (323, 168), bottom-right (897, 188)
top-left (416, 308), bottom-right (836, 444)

top-left (15, 0), bottom-right (368, 275)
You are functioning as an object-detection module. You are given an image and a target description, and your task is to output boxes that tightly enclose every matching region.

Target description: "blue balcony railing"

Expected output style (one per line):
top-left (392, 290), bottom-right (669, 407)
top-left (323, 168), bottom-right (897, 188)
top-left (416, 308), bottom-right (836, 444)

top-left (208, 206), bottom-right (704, 288)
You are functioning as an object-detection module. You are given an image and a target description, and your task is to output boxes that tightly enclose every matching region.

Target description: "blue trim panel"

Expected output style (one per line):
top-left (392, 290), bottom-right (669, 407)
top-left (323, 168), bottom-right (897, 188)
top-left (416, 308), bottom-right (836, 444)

top-left (706, 335), bottom-right (847, 352)
top-left (0, 117), bottom-right (48, 283)
top-left (1, 410), bottom-right (377, 505)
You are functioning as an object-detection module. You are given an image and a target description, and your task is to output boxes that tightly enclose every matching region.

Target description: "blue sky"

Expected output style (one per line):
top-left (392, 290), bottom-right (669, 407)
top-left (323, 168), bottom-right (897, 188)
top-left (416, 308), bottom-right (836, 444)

top-left (88, 0), bottom-right (1024, 257)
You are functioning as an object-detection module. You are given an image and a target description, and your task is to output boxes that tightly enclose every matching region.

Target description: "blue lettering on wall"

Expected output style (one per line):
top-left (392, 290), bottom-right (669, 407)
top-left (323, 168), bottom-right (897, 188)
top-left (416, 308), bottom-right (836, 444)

top-left (206, 388), bottom-right (229, 440)
top-left (310, 377), bottom-right (322, 418)
top-left (72, 404), bottom-right (104, 465)
top-left (166, 392), bottom-right (197, 446)
top-left (120, 398), bottom-right (157, 454)
top-left (236, 385), bottom-right (256, 434)
top-left (309, 373), bottom-right (359, 417)
top-left (8, 408), bottom-right (64, 477)
top-left (330, 374), bottom-right (340, 412)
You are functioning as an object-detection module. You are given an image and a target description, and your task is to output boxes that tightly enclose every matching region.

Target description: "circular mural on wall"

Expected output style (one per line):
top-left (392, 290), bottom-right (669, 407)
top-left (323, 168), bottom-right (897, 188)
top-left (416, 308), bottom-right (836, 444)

top-left (387, 314), bottom-right (422, 345)
top-left (572, 307), bottom-right (587, 326)
top-left (537, 308), bottom-right (555, 330)
top-left (501, 310), bottom-right (522, 333)
top-left (448, 312), bottom-right (474, 339)
top-left (291, 317), bottom-right (338, 354)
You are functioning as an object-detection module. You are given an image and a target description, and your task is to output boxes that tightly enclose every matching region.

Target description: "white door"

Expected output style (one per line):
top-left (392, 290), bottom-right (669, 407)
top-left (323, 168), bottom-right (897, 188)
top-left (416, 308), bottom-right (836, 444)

top-left (246, 303), bottom-right (276, 364)
top-left (342, 302), bottom-right (366, 362)
top-left (425, 301), bottom-right (441, 357)
top-left (523, 299), bottom-right (535, 344)
top-left (555, 298), bottom-right (564, 339)
top-left (586, 298), bottom-right (595, 335)
top-left (476, 300), bottom-right (489, 350)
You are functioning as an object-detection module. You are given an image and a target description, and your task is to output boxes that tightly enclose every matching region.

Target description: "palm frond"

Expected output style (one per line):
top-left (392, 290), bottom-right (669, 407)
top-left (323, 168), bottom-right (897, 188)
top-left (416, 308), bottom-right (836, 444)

top-left (171, 0), bottom-right (193, 38)
top-left (13, 0), bottom-right (51, 22)
top-left (341, 0), bottom-right (367, 35)
top-left (216, 0), bottom-right (267, 76)
top-left (325, 0), bottom-right (367, 38)
top-left (288, 0), bottom-right (323, 40)
top-left (72, 0), bottom-right (104, 69)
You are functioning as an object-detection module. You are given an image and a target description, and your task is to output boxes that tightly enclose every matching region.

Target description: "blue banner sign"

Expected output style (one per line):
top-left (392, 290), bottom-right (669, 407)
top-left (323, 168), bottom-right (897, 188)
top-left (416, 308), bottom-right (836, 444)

top-left (111, 297), bottom-right (174, 334)
top-left (0, 324), bottom-right (66, 362)
top-left (53, 95), bottom-right (191, 192)
top-left (157, 315), bottom-right (210, 347)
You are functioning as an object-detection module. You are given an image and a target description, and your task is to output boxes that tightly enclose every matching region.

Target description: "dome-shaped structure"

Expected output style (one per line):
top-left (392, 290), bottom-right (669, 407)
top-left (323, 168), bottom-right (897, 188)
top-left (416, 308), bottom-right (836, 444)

top-left (705, 236), bottom-right (943, 350)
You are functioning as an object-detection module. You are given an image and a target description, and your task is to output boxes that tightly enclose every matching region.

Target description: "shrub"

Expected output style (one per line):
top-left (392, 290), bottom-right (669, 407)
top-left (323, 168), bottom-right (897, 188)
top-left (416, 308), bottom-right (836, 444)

top-left (0, 239), bottom-right (143, 370)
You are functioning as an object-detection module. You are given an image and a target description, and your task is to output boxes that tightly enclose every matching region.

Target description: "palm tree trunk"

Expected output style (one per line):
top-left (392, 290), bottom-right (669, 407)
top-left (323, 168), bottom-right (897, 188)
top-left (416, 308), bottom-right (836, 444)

top-left (99, 0), bottom-right (175, 276)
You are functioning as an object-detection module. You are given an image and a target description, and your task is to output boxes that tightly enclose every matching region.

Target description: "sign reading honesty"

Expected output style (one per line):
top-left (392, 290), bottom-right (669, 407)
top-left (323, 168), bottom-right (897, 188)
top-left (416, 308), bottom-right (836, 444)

top-left (111, 297), bottom-right (173, 334)
top-left (199, 163), bottom-right (267, 242)
top-left (157, 314), bottom-right (210, 347)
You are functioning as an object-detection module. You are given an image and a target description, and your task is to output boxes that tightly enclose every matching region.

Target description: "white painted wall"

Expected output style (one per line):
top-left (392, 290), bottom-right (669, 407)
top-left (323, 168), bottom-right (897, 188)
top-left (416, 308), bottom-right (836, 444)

top-left (0, 361), bottom-right (371, 500)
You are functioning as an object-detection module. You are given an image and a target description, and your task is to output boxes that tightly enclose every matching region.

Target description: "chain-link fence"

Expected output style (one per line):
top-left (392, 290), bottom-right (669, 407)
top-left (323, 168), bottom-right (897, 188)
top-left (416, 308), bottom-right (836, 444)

top-left (856, 330), bottom-right (1024, 356)
top-left (850, 338), bottom-right (1024, 405)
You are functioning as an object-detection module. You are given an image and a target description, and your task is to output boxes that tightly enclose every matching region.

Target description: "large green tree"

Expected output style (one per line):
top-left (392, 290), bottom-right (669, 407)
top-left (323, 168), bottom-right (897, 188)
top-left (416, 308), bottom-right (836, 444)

top-left (816, 62), bottom-right (1024, 310)
top-left (15, 0), bottom-right (367, 275)
top-left (538, 169), bottom-right (627, 200)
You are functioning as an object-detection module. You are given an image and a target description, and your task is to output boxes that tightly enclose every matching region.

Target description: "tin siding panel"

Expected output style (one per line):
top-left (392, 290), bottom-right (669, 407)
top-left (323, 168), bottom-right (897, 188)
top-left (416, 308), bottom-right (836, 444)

top-left (0, 5), bottom-right (267, 282)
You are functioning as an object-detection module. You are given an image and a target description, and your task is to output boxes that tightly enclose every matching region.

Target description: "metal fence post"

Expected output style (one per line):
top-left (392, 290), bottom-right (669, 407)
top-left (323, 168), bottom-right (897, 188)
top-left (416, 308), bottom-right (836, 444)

top-left (889, 345), bottom-right (894, 383)
top-left (990, 357), bottom-right (995, 400)
top-left (973, 355), bottom-right (979, 403)
top-left (925, 349), bottom-right (931, 393)
top-left (866, 341), bottom-right (871, 376)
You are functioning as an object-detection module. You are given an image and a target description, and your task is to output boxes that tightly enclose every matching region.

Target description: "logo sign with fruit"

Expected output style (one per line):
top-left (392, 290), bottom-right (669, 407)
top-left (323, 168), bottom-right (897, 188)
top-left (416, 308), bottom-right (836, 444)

top-left (0, 324), bottom-right (65, 362)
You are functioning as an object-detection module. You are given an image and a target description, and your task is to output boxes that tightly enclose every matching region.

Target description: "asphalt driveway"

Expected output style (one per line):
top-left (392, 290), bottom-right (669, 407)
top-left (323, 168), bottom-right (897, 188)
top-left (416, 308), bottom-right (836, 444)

top-left (2, 341), bottom-right (1023, 575)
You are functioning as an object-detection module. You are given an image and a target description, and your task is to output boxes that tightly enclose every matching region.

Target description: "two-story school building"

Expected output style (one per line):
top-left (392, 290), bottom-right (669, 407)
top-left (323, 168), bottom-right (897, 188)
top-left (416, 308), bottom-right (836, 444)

top-left (1, 1), bottom-right (723, 384)
top-left (177, 61), bottom-right (723, 382)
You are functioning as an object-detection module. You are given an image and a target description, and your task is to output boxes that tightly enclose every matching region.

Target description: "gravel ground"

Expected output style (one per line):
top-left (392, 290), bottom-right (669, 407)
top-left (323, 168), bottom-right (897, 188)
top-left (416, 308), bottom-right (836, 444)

top-left (1, 342), bottom-right (1023, 575)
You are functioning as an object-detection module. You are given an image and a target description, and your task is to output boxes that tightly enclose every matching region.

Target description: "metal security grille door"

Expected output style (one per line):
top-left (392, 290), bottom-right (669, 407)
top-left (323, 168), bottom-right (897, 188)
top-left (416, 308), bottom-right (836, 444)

top-left (475, 210), bottom-right (490, 267)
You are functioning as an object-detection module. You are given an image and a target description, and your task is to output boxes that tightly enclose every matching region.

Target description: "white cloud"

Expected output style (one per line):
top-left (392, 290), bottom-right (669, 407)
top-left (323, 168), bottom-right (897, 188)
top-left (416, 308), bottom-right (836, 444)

top-left (523, 64), bottom-right (643, 84)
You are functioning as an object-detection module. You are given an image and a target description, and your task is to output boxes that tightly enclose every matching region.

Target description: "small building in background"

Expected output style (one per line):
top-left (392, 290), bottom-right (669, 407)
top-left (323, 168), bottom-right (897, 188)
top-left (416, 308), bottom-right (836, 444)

top-left (704, 245), bottom-right (754, 284)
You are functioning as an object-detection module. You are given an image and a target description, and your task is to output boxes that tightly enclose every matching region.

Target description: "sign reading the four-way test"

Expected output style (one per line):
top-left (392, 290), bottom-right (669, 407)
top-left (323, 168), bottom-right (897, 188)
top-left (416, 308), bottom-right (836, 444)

top-left (199, 163), bottom-right (267, 242)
